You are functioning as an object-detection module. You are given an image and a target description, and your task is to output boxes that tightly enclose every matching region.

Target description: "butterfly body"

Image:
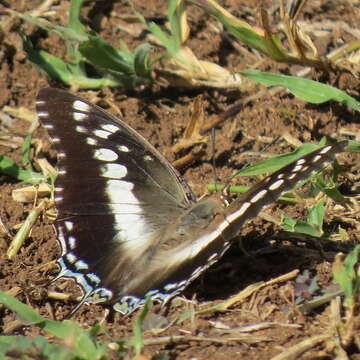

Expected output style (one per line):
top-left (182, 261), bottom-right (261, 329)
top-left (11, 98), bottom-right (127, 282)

top-left (36, 88), bottom-right (346, 314)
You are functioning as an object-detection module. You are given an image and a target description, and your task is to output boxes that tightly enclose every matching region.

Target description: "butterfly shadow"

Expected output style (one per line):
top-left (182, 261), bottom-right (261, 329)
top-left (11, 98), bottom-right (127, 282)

top-left (182, 228), bottom-right (352, 306)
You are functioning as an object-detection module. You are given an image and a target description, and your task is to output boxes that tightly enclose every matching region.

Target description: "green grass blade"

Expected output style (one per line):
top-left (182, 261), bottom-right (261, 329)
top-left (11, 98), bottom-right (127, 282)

top-left (0, 336), bottom-right (71, 360)
top-left (0, 291), bottom-right (45, 324)
top-left (19, 13), bottom-right (88, 42)
top-left (151, 22), bottom-right (179, 55)
top-left (345, 140), bottom-right (360, 153)
top-left (168, 0), bottom-right (183, 48)
top-left (68, 0), bottom-right (88, 36)
top-left (0, 291), bottom-right (107, 360)
top-left (240, 70), bottom-right (360, 112)
top-left (132, 298), bottom-right (151, 356)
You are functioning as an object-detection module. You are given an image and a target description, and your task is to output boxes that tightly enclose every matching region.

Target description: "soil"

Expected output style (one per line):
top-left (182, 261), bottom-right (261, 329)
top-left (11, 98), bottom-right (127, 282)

top-left (1, 1), bottom-right (360, 359)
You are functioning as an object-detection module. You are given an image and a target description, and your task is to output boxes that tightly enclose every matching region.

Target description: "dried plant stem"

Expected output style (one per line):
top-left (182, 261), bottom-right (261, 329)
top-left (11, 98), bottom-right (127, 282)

top-left (7, 200), bottom-right (47, 259)
top-left (271, 334), bottom-right (332, 360)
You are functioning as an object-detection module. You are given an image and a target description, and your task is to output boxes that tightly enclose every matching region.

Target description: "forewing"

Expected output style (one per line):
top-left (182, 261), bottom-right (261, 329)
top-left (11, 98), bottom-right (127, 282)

top-left (36, 88), bottom-right (194, 300)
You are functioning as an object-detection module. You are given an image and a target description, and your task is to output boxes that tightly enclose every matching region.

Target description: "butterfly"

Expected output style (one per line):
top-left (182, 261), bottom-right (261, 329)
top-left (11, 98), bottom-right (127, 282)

top-left (36, 88), bottom-right (346, 314)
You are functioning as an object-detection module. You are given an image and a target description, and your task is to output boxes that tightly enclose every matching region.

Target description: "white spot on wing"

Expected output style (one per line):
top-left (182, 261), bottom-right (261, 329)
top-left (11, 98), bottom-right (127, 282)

top-left (86, 273), bottom-right (101, 284)
top-left (118, 145), bottom-right (129, 152)
top-left (226, 202), bottom-right (251, 223)
top-left (208, 253), bottom-right (218, 261)
top-left (37, 111), bottom-right (49, 117)
top-left (68, 236), bottom-right (76, 249)
top-left (320, 145), bottom-right (331, 154)
top-left (94, 148), bottom-right (118, 161)
top-left (101, 124), bottom-right (118, 133)
top-left (64, 221), bottom-right (74, 231)
top-left (292, 165), bottom-right (303, 172)
top-left (269, 179), bottom-right (284, 190)
top-left (106, 180), bottom-right (154, 258)
top-left (164, 282), bottom-right (179, 291)
top-left (296, 158), bottom-right (306, 165)
top-left (250, 189), bottom-right (267, 203)
top-left (75, 125), bottom-right (87, 133)
top-left (300, 166), bottom-right (309, 172)
top-left (100, 163), bottom-right (127, 178)
top-left (75, 260), bottom-right (89, 270)
top-left (86, 137), bottom-right (98, 146)
top-left (170, 229), bottom-right (222, 264)
top-left (36, 100), bottom-right (45, 105)
top-left (287, 173), bottom-right (296, 179)
top-left (43, 124), bottom-right (54, 129)
top-left (66, 252), bottom-right (77, 263)
top-left (73, 100), bottom-right (90, 112)
top-left (312, 155), bottom-right (322, 163)
top-left (106, 179), bottom-right (134, 196)
top-left (191, 266), bottom-right (204, 277)
top-left (58, 229), bottom-right (67, 254)
top-left (73, 112), bottom-right (87, 121)
top-left (94, 129), bottom-right (110, 139)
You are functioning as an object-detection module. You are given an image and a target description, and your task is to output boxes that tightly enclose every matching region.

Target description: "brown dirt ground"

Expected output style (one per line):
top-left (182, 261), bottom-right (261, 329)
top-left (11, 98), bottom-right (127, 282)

top-left (1, 0), bottom-right (360, 359)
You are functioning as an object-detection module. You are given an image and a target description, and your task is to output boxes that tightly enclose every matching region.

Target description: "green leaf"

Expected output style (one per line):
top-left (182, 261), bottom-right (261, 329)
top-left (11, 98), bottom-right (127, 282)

top-left (80, 36), bottom-right (135, 74)
top-left (42, 320), bottom-right (107, 359)
top-left (280, 215), bottom-right (297, 232)
top-left (191, 1), bottom-right (288, 60)
top-left (23, 35), bottom-right (76, 84)
top-left (134, 43), bottom-right (152, 78)
top-left (306, 199), bottom-right (325, 236)
top-left (240, 70), bottom-right (360, 112)
top-left (168, 0), bottom-right (183, 48)
top-left (281, 214), bottom-right (323, 237)
top-left (22, 29), bottom-right (122, 89)
top-left (280, 200), bottom-right (326, 237)
top-left (0, 155), bottom-right (45, 184)
top-left (68, 0), bottom-right (88, 37)
top-left (314, 174), bottom-right (347, 203)
top-left (333, 245), bottom-right (360, 307)
top-left (21, 134), bottom-right (32, 166)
